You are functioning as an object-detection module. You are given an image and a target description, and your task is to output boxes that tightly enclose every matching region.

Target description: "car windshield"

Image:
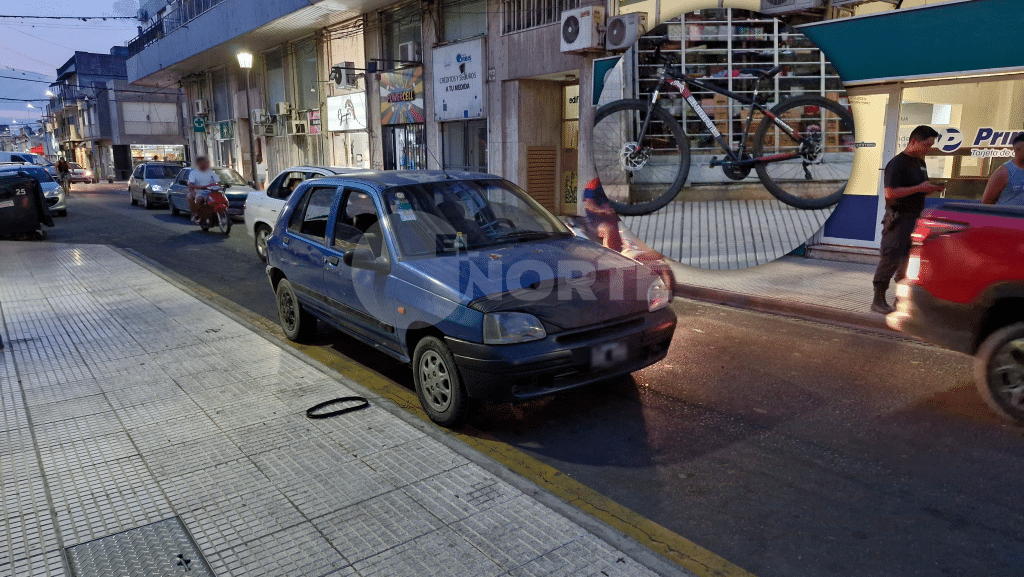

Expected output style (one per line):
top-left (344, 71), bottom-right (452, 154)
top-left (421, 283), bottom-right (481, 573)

top-left (215, 168), bottom-right (247, 186)
top-left (0, 166), bottom-right (53, 182)
top-left (70, 163), bottom-right (81, 169)
top-left (145, 165), bottom-right (180, 179)
top-left (381, 179), bottom-right (572, 257)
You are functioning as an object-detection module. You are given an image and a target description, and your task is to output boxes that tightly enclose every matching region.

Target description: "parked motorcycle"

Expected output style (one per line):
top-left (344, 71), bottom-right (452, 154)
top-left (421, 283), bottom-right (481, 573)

top-left (189, 184), bottom-right (232, 234)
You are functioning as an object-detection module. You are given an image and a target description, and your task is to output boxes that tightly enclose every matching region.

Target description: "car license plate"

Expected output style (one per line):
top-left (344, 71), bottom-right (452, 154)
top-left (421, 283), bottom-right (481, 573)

top-left (592, 341), bottom-right (628, 369)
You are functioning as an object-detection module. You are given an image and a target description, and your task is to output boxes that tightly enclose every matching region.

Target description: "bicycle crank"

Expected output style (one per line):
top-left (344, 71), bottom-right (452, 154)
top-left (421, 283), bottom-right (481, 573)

top-left (711, 155), bottom-right (754, 181)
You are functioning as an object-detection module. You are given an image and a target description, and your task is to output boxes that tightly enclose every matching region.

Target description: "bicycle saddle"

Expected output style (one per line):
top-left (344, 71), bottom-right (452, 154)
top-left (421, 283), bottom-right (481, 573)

top-left (740, 66), bottom-right (783, 79)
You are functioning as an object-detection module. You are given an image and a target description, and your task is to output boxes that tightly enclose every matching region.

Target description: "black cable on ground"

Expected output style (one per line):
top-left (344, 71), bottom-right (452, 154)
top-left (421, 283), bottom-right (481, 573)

top-left (305, 396), bottom-right (369, 419)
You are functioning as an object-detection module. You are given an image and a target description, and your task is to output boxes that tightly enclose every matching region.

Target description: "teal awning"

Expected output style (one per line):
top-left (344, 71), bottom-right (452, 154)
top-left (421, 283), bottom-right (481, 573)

top-left (798, 0), bottom-right (1024, 85)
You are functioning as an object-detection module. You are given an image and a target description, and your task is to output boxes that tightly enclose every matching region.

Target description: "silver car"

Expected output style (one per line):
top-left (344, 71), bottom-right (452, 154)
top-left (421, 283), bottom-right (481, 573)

top-left (0, 164), bottom-right (67, 216)
top-left (129, 162), bottom-right (182, 209)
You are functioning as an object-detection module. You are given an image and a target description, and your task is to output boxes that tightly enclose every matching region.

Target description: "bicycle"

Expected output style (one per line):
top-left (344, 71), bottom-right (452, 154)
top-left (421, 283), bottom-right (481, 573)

top-left (593, 42), bottom-right (856, 215)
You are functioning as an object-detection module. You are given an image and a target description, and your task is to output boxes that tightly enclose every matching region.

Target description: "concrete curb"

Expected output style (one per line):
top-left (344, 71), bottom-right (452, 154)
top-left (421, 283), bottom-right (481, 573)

top-left (673, 282), bottom-right (896, 337)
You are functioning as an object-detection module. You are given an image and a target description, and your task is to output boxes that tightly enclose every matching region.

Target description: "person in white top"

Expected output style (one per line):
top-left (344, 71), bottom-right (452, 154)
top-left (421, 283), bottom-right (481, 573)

top-left (187, 156), bottom-right (220, 222)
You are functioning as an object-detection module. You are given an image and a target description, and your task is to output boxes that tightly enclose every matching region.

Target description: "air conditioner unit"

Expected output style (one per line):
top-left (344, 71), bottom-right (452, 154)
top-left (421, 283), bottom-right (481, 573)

top-left (194, 99), bottom-right (209, 115)
top-left (330, 62), bottom-right (358, 87)
top-left (259, 124), bottom-right (277, 137)
top-left (605, 12), bottom-right (647, 52)
top-left (136, 8), bottom-right (148, 22)
top-left (398, 42), bottom-right (420, 63)
top-left (288, 120), bottom-right (308, 136)
top-left (560, 6), bottom-right (605, 54)
top-left (759, 0), bottom-right (825, 14)
top-left (275, 102), bottom-right (293, 116)
top-left (250, 109), bottom-right (270, 124)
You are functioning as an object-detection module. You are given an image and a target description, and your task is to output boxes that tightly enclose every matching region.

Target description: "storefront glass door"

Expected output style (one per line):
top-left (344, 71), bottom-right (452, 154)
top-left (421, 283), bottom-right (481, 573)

top-left (441, 120), bottom-right (487, 172)
top-left (383, 124), bottom-right (426, 170)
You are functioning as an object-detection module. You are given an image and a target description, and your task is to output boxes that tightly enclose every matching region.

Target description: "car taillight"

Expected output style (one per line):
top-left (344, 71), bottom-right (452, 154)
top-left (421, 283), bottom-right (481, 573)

top-left (911, 218), bottom-right (969, 245)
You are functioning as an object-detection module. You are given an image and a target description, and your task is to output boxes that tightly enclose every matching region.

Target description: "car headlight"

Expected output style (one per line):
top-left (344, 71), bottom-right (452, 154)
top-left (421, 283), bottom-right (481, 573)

top-left (483, 312), bottom-right (546, 345)
top-left (150, 185), bottom-right (164, 192)
top-left (84, 170), bottom-right (92, 176)
top-left (647, 278), bottom-right (671, 312)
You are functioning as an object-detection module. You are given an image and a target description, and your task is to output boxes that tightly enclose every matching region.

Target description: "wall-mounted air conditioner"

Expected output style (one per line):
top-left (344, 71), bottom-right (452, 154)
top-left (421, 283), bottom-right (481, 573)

top-left (193, 99), bottom-right (208, 115)
top-left (330, 62), bottom-right (358, 87)
top-left (398, 42), bottom-right (419, 63)
top-left (250, 109), bottom-right (270, 124)
top-left (275, 102), bottom-right (293, 116)
top-left (288, 120), bottom-right (308, 136)
top-left (560, 6), bottom-right (605, 54)
top-left (605, 12), bottom-right (647, 52)
top-left (260, 124), bottom-right (277, 137)
top-left (759, 0), bottom-right (824, 14)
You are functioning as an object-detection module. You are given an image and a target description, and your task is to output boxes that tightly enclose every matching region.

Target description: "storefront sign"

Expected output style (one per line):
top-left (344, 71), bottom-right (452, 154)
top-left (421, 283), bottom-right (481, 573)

top-left (934, 126), bottom-right (1024, 155)
top-left (432, 38), bottom-right (484, 121)
top-left (217, 121), bottom-right (232, 140)
top-left (326, 93), bottom-right (367, 132)
top-left (308, 110), bottom-right (322, 135)
top-left (193, 117), bottom-right (206, 133)
top-left (380, 67), bottom-right (425, 125)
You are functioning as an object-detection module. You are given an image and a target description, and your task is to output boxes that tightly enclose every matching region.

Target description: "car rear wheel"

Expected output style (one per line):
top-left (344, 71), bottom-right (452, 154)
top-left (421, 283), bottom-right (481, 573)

top-left (255, 224), bottom-right (272, 262)
top-left (171, 202), bottom-right (180, 216)
top-left (975, 322), bottom-right (1024, 422)
top-left (276, 279), bottom-right (315, 342)
top-left (413, 336), bottom-right (471, 427)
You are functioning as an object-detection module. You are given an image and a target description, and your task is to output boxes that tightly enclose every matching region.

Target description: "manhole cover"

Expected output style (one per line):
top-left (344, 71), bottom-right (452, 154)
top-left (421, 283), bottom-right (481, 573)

top-left (66, 517), bottom-right (214, 576)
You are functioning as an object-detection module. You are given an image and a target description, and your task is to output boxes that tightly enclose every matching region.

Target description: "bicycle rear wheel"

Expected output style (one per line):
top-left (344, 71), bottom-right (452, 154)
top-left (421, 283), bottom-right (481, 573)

top-left (593, 99), bottom-right (690, 216)
top-left (753, 95), bottom-right (855, 210)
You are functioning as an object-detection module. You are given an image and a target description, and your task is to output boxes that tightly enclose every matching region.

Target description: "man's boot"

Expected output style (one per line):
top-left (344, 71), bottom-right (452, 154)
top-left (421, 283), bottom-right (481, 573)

top-left (871, 286), bottom-right (894, 314)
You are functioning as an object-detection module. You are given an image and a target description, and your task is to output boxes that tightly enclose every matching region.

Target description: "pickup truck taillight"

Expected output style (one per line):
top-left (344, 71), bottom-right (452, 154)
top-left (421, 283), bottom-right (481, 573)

top-left (911, 218), bottom-right (970, 245)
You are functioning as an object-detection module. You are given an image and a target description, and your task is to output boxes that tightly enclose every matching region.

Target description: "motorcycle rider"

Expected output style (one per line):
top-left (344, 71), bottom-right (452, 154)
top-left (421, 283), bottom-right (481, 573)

top-left (187, 156), bottom-right (220, 224)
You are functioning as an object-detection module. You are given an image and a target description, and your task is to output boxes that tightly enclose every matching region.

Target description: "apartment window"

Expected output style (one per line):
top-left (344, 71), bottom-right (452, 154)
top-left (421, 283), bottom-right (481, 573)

top-left (211, 68), bottom-right (232, 122)
top-left (265, 49), bottom-right (287, 108)
top-left (502, 0), bottom-right (579, 34)
top-left (442, 0), bottom-right (486, 42)
top-left (294, 38), bottom-right (320, 112)
top-left (381, 3), bottom-right (422, 64)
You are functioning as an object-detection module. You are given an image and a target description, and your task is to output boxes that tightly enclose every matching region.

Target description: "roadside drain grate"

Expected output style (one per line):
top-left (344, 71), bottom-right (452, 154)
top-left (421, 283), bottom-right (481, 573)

top-left (66, 517), bottom-right (215, 576)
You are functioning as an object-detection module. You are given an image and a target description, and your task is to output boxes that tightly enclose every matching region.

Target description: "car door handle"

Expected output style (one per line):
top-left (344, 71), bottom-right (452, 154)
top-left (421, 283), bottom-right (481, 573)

top-left (282, 237), bottom-right (290, 245)
top-left (325, 256), bottom-right (339, 267)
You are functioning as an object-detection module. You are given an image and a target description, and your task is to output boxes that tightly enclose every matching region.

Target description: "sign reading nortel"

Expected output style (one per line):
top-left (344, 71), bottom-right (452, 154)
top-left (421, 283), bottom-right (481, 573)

top-left (433, 37), bottom-right (484, 122)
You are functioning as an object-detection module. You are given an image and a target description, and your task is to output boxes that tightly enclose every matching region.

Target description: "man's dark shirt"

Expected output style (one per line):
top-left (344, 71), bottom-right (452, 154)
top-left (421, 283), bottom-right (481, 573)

top-left (884, 152), bottom-right (930, 215)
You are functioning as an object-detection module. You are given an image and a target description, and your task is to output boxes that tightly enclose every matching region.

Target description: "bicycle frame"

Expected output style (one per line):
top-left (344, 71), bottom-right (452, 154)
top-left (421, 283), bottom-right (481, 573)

top-left (646, 68), bottom-right (804, 168)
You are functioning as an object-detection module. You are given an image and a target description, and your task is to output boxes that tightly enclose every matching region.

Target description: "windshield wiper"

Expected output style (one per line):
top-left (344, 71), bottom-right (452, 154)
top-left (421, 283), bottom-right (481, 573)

top-left (492, 230), bottom-right (560, 243)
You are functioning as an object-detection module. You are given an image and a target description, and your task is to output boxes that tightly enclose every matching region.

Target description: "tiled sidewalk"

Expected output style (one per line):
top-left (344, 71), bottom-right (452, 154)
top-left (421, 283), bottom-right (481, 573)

top-left (0, 242), bottom-right (678, 577)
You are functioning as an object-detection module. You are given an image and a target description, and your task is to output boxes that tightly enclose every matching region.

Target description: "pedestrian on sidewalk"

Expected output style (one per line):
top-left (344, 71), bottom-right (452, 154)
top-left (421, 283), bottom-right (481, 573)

top-left (871, 125), bottom-right (946, 314)
top-left (982, 133), bottom-right (1024, 206)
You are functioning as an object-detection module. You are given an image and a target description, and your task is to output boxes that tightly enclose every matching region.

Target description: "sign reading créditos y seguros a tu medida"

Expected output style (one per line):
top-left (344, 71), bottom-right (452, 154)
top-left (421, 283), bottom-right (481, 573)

top-left (935, 126), bottom-right (1024, 157)
top-left (433, 37), bottom-right (484, 122)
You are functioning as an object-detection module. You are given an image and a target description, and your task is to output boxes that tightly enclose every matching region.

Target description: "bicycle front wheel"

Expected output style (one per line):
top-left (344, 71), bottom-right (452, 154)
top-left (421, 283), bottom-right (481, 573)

top-left (593, 99), bottom-right (690, 216)
top-left (753, 95), bottom-right (855, 210)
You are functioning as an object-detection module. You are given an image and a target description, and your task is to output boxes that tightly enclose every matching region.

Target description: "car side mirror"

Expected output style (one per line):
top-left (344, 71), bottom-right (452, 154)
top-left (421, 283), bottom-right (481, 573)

top-left (248, 180), bottom-right (256, 188)
top-left (343, 247), bottom-right (390, 274)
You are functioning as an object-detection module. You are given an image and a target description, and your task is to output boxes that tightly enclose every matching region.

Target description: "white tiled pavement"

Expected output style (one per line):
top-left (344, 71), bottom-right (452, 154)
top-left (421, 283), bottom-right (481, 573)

top-left (622, 199), bottom-right (831, 270)
top-left (0, 242), bottom-right (673, 577)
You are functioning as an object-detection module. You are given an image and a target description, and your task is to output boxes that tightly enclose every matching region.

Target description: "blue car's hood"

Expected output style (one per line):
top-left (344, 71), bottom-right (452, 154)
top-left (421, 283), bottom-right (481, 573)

top-left (398, 237), bottom-right (659, 331)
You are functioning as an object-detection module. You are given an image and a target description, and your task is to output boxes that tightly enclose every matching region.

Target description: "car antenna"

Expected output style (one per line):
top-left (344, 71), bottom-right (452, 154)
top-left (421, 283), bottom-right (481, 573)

top-left (424, 146), bottom-right (453, 179)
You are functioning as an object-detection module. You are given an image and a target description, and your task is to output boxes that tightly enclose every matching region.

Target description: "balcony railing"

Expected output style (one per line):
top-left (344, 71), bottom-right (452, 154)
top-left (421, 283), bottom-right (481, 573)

top-left (127, 0), bottom-right (228, 57)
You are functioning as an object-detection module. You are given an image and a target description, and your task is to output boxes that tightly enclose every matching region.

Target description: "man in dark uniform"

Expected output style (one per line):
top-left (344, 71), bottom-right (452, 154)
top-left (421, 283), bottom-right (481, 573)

top-left (871, 125), bottom-right (945, 314)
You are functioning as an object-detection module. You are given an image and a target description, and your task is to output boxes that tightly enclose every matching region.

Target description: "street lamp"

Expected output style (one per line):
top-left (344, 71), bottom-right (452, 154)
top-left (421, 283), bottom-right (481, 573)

top-left (45, 90), bottom-right (55, 97)
top-left (237, 51), bottom-right (258, 187)
top-left (26, 103), bottom-right (34, 109)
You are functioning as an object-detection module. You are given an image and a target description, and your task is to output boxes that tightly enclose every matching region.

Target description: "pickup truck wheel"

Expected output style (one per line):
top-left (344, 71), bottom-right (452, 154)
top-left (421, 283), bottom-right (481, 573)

top-left (255, 224), bottom-right (272, 262)
top-left (276, 279), bottom-right (315, 342)
top-left (975, 322), bottom-right (1024, 422)
top-left (413, 336), bottom-right (471, 427)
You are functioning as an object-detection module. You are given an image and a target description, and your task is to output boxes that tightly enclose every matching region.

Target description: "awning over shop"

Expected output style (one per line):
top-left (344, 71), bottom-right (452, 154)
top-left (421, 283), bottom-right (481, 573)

top-left (798, 0), bottom-right (1024, 85)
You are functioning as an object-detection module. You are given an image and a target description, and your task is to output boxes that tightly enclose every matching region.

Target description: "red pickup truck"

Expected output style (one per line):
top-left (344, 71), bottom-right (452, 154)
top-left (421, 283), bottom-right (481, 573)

top-left (887, 203), bottom-right (1024, 422)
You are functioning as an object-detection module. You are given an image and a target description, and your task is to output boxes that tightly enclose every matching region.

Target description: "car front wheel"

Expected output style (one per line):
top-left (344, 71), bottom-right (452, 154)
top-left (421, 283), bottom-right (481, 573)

top-left (129, 189), bottom-right (137, 205)
top-left (255, 224), bottom-right (272, 262)
top-left (975, 322), bottom-right (1024, 422)
top-left (276, 279), bottom-right (315, 342)
top-left (413, 336), bottom-right (471, 427)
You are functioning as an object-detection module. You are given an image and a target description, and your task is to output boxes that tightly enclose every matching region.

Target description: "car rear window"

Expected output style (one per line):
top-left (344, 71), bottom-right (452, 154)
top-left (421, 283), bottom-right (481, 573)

top-left (146, 165), bottom-right (180, 179)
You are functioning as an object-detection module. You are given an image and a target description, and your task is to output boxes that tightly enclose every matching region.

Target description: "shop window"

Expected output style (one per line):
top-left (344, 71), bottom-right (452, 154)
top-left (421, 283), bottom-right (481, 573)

top-left (381, 4), bottom-right (422, 64)
top-left (383, 124), bottom-right (426, 170)
top-left (442, 0), bottom-right (486, 42)
top-left (501, 0), bottom-right (579, 34)
top-left (442, 120), bottom-right (487, 172)
top-left (294, 38), bottom-right (320, 112)
top-left (211, 68), bottom-right (232, 122)
top-left (265, 49), bottom-right (287, 107)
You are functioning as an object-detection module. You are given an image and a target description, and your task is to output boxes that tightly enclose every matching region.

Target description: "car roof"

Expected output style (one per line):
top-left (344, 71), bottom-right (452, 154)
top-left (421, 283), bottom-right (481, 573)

top-left (140, 162), bottom-right (182, 167)
top-left (303, 170), bottom-right (501, 191)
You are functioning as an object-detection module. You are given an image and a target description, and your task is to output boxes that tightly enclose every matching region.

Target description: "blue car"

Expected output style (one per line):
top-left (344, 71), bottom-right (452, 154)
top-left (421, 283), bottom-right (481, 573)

top-left (266, 171), bottom-right (676, 426)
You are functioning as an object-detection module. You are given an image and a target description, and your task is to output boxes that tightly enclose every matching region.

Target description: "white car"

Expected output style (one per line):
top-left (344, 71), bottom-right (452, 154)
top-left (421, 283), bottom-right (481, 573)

top-left (245, 166), bottom-right (356, 261)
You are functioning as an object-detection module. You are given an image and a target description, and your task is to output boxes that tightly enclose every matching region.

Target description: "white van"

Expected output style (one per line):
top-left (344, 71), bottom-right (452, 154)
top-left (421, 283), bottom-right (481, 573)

top-left (0, 152), bottom-right (57, 177)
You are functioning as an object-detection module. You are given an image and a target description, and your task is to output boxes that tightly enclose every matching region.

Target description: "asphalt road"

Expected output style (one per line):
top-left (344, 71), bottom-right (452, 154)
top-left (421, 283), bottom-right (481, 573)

top-left (31, 184), bottom-right (1024, 577)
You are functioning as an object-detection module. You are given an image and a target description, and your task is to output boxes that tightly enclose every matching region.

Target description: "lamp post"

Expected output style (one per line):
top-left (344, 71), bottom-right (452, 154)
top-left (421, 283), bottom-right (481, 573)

top-left (237, 51), bottom-right (258, 188)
